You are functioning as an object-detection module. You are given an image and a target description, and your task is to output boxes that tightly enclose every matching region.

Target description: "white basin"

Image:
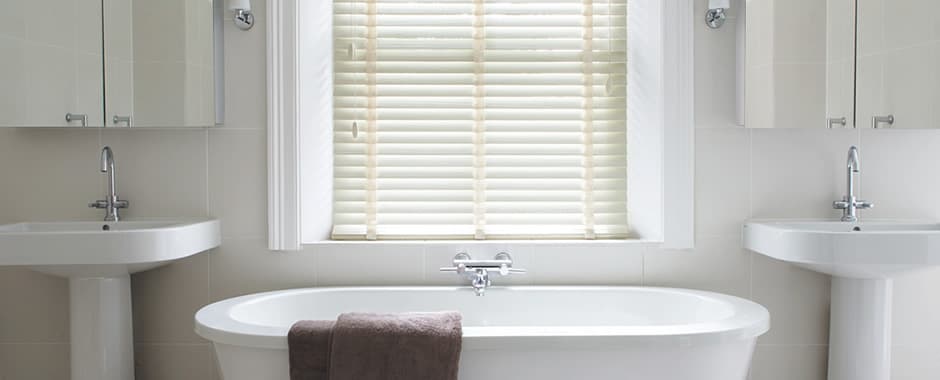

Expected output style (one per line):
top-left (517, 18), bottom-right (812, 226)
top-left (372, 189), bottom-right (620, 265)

top-left (744, 219), bottom-right (940, 380)
top-left (744, 220), bottom-right (940, 279)
top-left (0, 219), bottom-right (220, 277)
top-left (0, 218), bottom-right (220, 380)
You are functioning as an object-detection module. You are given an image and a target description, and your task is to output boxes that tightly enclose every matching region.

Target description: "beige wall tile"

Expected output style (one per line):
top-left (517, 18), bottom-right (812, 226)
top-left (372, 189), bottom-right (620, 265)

top-left (0, 129), bottom-right (101, 222)
top-left (208, 238), bottom-right (316, 302)
top-left (752, 254), bottom-right (830, 345)
top-left (749, 344), bottom-right (828, 380)
top-left (132, 252), bottom-right (209, 344)
top-left (750, 129), bottom-right (859, 219)
top-left (0, 268), bottom-right (69, 343)
top-left (134, 343), bottom-right (212, 380)
top-left (316, 243), bottom-right (425, 286)
top-left (525, 243), bottom-right (642, 285)
top-left (222, 0), bottom-right (267, 130)
top-left (860, 129), bottom-right (940, 220)
top-left (99, 129), bottom-right (209, 219)
top-left (645, 237), bottom-right (751, 298)
top-left (0, 343), bottom-right (70, 380)
top-left (208, 129), bottom-right (267, 239)
top-left (695, 128), bottom-right (750, 237)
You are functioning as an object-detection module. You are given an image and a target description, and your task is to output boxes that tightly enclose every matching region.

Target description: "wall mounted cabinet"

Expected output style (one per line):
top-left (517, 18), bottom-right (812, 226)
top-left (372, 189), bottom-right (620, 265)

top-left (0, 0), bottom-right (220, 128)
top-left (744, 0), bottom-right (940, 129)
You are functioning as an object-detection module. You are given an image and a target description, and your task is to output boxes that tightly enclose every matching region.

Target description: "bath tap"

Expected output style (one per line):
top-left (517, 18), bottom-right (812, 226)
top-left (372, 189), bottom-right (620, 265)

top-left (832, 146), bottom-right (873, 222)
top-left (440, 252), bottom-right (526, 296)
top-left (89, 146), bottom-right (130, 222)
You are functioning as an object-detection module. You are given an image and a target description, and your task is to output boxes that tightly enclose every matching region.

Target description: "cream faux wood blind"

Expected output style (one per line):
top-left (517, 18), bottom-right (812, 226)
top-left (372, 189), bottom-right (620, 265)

top-left (332, 0), bottom-right (628, 240)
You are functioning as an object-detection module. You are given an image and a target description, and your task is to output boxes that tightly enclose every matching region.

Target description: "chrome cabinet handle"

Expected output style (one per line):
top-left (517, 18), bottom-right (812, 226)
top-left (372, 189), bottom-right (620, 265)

top-left (872, 115), bottom-right (894, 129)
top-left (66, 113), bottom-right (88, 127)
top-left (827, 117), bottom-right (847, 129)
top-left (113, 115), bottom-right (131, 127)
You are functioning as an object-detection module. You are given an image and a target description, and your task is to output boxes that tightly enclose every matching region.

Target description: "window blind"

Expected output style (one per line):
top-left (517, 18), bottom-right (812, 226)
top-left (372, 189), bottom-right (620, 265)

top-left (332, 0), bottom-right (628, 240)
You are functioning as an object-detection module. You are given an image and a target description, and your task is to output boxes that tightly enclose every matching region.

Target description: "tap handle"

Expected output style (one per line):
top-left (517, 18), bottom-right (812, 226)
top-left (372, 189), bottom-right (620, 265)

top-left (89, 200), bottom-right (108, 209)
top-left (498, 263), bottom-right (527, 276)
top-left (833, 201), bottom-right (849, 210)
top-left (856, 200), bottom-right (874, 209)
top-left (113, 200), bottom-right (130, 209)
top-left (441, 265), bottom-right (525, 276)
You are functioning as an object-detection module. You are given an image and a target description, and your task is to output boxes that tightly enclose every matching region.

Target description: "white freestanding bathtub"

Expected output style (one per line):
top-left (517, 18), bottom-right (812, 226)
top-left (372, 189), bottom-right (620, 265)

top-left (196, 286), bottom-right (769, 380)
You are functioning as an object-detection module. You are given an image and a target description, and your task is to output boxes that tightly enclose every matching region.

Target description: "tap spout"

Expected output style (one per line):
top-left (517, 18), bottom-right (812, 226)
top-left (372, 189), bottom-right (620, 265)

top-left (847, 145), bottom-right (860, 173)
top-left (100, 147), bottom-right (116, 203)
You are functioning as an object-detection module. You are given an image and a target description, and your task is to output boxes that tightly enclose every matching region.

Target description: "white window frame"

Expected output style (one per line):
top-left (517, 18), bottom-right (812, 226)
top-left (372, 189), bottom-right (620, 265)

top-left (267, 0), bottom-right (694, 251)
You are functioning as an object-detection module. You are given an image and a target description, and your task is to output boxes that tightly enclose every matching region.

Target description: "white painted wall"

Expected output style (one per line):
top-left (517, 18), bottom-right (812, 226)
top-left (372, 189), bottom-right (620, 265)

top-left (0, 1), bottom-right (939, 379)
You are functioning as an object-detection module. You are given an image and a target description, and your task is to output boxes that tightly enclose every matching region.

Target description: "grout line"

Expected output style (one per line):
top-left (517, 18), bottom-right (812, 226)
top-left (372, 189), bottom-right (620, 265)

top-left (754, 343), bottom-right (829, 347)
top-left (312, 244), bottom-right (320, 287)
top-left (640, 245), bottom-right (646, 286)
top-left (205, 128), bottom-right (211, 218)
top-left (0, 342), bottom-right (70, 346)
top-left (133, 342), bottom-right (212, 347)
top-left (421, 245), bottom-right (428, 284)
top-left (746, 128), bottom-right (754, 300)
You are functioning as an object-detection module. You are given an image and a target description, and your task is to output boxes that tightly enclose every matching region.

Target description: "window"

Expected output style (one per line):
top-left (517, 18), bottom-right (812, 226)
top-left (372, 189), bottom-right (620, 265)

top-left (331, 0), bottom-right (628, 240)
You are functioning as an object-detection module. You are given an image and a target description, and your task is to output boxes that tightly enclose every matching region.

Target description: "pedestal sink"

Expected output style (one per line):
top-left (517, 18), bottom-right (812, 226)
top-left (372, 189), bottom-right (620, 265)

top-left (744, 220), bottom-right (940, 380)
top-left (0, 218), bottom-right (221, 380)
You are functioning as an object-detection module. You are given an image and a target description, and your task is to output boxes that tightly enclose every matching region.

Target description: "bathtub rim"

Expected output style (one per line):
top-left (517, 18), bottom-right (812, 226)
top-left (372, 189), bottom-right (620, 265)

top-left (195, 286), bottom-right (770, 350)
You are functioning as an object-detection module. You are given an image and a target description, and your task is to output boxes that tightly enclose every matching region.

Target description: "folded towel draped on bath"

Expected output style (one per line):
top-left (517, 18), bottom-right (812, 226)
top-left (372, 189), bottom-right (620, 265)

top-left (288, 311), bottom-right (463, 380)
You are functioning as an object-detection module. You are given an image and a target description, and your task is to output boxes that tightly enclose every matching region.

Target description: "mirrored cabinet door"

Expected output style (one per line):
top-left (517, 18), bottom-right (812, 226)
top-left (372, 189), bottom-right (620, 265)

top-left (2, 0), bottom-right (218, 128)
top-left (745, 0), bottom-right (857, 129)
top-left (856, 0), bottom-right (940, 129)
top-left (104, 0), bottom-right (217, 128)
top-left (0, 0), bottom-right (105, 127)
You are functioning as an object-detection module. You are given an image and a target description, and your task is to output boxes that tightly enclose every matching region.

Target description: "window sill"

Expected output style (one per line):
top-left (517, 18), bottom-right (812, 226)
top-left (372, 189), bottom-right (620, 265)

top-left (303, 239), bottom-right (663, 249)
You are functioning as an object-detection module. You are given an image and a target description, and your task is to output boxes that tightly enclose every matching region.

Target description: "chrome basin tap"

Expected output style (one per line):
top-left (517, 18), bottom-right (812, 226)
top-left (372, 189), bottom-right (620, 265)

top-left (441, 252), bottom-right (526, 296)
top-left (89, 146), bottom-right (129, 221)
top-left (833, 146), bottom-right (873, 222)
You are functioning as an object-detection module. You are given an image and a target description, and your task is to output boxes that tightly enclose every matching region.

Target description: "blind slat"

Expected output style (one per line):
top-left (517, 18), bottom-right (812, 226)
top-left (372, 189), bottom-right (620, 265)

top-left (333, 0), bottom-right (629, 240)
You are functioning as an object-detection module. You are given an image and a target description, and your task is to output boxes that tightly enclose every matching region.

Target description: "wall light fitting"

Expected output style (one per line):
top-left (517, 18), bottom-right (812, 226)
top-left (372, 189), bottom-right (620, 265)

top-left (229, 0), bottom-right (254, 31)
top-left (706, 0), bottom-right (730, 29)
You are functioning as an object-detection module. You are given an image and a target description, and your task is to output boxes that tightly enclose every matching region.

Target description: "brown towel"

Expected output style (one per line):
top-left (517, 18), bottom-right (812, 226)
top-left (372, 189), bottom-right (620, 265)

top-left (330, 312), bottom-right (463, 380)
top-left (288, 312), bottom-right (462, 380)
top-left (288, 320), bottom-right (335, 380)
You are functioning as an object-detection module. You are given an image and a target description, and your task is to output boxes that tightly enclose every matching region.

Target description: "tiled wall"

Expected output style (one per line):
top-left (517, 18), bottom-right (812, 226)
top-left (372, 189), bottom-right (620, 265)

top-left (1, 1), bottom-right (940, 379)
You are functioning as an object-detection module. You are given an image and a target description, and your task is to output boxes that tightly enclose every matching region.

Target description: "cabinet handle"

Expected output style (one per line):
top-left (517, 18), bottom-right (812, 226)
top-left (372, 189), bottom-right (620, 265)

top-left (65, 113), bottom-right (87, 127)
top-left (827, 117), bottom-right (847, 129)
top-left (113, 115), bottom-right (132, 127)
top-left (872, 115), bottom-right (894, 129)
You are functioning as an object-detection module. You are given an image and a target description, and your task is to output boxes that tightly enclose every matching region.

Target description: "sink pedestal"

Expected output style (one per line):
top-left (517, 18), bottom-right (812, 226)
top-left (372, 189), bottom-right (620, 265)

top-left (828, 278), bottom-right (893, 380)
top-left (70, 276), bottom-right (135, 380)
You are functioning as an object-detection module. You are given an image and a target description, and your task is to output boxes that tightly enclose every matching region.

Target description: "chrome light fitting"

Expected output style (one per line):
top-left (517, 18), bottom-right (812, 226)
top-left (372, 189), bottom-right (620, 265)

top-left (706, 0), bottom-right (730, 29)
top-left (229, 0), bottom-right (254, 31)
